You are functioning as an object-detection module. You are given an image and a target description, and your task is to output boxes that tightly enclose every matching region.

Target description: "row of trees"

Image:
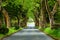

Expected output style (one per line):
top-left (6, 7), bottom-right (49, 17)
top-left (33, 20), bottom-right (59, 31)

top-left (34, 0), bottom-right (60, 29)
top-left (0, 0), bottom-right (60, 29)
top-left (0, 0), bottom-right (28, 28)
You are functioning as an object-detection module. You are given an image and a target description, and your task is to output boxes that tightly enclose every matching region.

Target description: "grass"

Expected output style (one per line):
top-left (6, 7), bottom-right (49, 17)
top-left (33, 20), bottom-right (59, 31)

top-left (44, 28), bottom-right (60, 39)
top-left (44, 28), bottom-right (60, 36)
top-left (40, 27), bottom-right (60, 40)
top-left (0, 27), bottom-right (23, 39)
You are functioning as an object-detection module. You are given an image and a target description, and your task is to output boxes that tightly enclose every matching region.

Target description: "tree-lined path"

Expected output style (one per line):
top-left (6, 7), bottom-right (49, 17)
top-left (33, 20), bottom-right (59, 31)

top-left (3, 23), bottom-right (54, 40)
top-left (0, 0), bottom-right (60, 40)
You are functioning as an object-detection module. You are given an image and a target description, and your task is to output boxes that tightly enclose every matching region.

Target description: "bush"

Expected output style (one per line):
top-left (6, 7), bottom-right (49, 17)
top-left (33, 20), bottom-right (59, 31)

top-left (44, 27), bottom-right (53, 34)
top-left (44, 27), bottom-right (60, 38)
top-left (14, 26), bottom-right (19, 30)
top-left (0, 27), bottom-right (9, 34)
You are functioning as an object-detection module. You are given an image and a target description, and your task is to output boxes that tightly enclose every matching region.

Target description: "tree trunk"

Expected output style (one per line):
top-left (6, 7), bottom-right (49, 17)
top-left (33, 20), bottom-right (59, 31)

top-left (57, 0), bottom-right (60, 6)
top-left (34, 9), bottom-right (39, 27)
top-left (2, 8), bottom-right (10, 28)
top-left (0, 0), bottom-right (2, 11)
top-left (35, 17), bottom-right (39, 27)
top-left (45, 0), bottom-right (57, 28)
top-left (40, 0), bottom-right (46, 28)
top-left (18, 18), bottom-right (20, 27)
top-left (0, 19), bottom-right (2, 27)
top-left (17, 16), bottom-right (20, 27)
top-left (22, 17), bottom-right (28, 27)
top-left (49, 14), bottom-right (54, 28)
top-left (20, 17), bottom-right (28, 27)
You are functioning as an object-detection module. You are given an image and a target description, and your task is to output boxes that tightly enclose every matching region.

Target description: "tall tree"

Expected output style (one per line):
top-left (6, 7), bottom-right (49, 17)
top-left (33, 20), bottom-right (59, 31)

top-left (0, 0), bottom-right (10, 28)
top-left (40, 0), bottom-right (46, 28)
top-left (45, 0), bottom-right (57, 28)
top-left (34, 8), bottom-right (40, 27)
top-left (2, 8), bottom-right (10, 28)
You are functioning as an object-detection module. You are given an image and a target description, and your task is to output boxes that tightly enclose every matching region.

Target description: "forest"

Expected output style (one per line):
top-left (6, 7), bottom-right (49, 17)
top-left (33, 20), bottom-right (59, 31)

top-left (0, 0), bottom-right (60, 40)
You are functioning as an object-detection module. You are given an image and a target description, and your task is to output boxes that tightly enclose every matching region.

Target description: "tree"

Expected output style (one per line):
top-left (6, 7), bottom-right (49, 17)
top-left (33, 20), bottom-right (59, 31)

top-left (45, 0), bottom-right (58, 28)
top-left (0, 0), bottom-right (10, 28)
top-left (2, 8), bottom-right (10, 28)
top-left (34, 8), bottom-right (40, 27)
top-left (40, 0), bottom-right (46, 28)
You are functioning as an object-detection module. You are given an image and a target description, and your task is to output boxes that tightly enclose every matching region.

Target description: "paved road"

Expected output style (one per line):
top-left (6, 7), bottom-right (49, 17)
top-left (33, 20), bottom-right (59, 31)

top-left (3, 22), bottom-right (54, 40)
top-left (3, 29), bottom-right (54, 40)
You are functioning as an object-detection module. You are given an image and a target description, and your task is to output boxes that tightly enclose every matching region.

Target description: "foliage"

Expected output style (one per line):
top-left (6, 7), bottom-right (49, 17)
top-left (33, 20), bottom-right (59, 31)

top-left (0, 27), bottom-right (9, 34)
top-left (14, 26), bottom-right (19, 30)
top-left (0, 0), bottom-right (60, 40)
top-left (54, 7), bottom-right (60, 23)
top-left (0, 27), bottom-right (23, 39)
top-left (44, 27), bottom-right (60, 38)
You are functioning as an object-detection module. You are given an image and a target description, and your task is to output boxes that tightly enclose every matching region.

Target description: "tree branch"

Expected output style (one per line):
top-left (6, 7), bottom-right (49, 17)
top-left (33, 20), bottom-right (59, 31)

top-left (0, 0), bottom-right (2, 11)
top-left (51, 3), bottom-right (57, 15)
top-left (45, 0), bottom-right (51, 14)
top-left (57, 0), bottom-right (60, 6)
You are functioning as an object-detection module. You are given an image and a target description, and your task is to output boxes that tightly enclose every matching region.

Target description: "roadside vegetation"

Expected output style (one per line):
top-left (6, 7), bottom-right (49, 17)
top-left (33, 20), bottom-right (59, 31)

top-left (0, 27), bottom-right (23, 39)
top-left (39, 27), bottom-right (60, 40)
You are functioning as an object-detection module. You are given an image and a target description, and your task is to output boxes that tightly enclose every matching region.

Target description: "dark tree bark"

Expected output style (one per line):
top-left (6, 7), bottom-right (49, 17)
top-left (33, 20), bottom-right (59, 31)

top-left (22, 17), bottom-right (28, 27)
top-left (0, 19), bottom-right (2, 28)
top-left (16, 15), bottom-right (20, 27)
top-left (24, 17), bottom-right (28, 27)
top-left (0, 0), bottom-right (2, 11)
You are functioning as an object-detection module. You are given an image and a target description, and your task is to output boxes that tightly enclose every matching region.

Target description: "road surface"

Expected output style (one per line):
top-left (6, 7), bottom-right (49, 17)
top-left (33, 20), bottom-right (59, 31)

top-left (3, 22), bottom-right (54, 40)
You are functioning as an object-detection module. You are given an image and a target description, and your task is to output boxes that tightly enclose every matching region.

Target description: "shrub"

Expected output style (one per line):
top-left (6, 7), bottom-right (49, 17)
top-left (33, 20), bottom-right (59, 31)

top-left (44, 27), bottom-right (53, 34)
top-left (14, 26), bottom-right (19, 30)
top-left (44, 27), bottom-right (60, 38)
top-left (0, 27), bottom-right (9, 34)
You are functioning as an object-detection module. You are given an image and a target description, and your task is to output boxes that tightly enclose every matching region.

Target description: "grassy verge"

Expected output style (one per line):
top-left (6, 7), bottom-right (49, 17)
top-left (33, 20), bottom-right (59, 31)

top-left (39, 27), bottom-right (60, 40)
top-left (0, 27), bottom-right (23, 40)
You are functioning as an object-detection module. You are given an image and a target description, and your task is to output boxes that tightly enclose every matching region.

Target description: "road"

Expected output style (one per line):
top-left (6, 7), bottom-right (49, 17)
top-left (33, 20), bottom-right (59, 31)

top-left (3, 22), bottom-right (54, 40)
